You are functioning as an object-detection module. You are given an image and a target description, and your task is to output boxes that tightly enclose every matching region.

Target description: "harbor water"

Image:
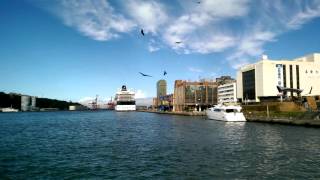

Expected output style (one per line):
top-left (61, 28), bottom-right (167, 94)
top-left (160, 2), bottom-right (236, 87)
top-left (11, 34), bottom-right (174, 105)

top-left (0, 111), bottom-right (320, 179)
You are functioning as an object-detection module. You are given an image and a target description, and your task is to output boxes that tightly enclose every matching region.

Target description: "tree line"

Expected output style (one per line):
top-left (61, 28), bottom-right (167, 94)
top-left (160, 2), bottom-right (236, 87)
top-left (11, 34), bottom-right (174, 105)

top-left (0, 92), bottom-right (81, 110)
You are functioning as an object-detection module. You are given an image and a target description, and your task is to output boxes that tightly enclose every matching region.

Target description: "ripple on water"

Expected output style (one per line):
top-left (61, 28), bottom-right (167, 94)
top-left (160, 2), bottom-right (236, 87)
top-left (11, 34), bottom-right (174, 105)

top-left (0, 111), bottom-right (320, 179)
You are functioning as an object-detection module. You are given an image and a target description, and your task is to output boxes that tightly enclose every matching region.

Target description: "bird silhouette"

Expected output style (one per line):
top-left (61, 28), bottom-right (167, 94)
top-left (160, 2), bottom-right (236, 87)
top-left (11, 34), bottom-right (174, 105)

top-left (141, 29), bottom-right (145, 36)
top-left (164, 71), bottom-right (167, 76)
top-left (175, 41), bottom-right (182, 44)
top-left (139, 72), bottom-right (152, 77)
top-left (309, 86), bottom-right (313, 94)
top-left (197, 1), bottom-right (201, 4)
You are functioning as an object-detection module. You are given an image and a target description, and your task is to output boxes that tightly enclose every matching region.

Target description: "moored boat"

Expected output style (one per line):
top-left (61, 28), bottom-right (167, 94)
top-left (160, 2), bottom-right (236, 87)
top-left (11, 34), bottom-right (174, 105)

top-left (1, 107), bottom-right (19, 112)
top-left (206, 104), bottom-right (246, 122)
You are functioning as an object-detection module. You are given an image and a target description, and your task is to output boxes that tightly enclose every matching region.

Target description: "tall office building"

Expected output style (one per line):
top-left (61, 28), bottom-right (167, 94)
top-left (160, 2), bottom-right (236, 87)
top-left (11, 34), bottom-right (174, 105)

top-left (157, 80), bottom-right (167, 98)
top-left (237, 53), bottom-right (320, 102)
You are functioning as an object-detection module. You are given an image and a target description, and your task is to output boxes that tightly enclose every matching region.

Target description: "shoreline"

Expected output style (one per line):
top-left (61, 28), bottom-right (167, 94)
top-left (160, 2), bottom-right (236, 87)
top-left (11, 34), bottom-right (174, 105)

top-left (138, 110), bottom-right (320, 127)
top-left (246, 117), bottom-right (320, 127)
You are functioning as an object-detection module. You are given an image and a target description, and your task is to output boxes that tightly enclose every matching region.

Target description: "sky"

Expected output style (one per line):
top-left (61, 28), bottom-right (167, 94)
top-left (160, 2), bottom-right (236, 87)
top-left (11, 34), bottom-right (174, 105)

top-left (1, 0), bottom-right (320, 103)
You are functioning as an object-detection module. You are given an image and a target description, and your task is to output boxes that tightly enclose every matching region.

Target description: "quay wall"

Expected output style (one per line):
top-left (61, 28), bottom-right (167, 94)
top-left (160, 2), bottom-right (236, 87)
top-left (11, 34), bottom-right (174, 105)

top-left (138, 110), bottom-right (320, 127)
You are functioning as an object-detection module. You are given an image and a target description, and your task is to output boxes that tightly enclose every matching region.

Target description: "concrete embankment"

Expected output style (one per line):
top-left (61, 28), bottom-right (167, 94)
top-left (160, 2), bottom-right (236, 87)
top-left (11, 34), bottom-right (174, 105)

top-left (139, 110), bottom-right (320, 127)
top-left (246, 117), bottom-right (320, 127)
top-left (245, 111), bottom-right (320, 127)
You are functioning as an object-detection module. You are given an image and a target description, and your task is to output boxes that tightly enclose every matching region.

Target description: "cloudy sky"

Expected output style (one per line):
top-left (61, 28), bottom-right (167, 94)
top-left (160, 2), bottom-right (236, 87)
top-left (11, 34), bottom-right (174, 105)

top-left (1, 0), bottom-right (320, 102)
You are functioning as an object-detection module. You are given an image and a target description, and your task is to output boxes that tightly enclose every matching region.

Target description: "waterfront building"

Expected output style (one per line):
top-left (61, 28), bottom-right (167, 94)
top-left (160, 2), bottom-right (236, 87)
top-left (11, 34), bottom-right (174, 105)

top-left (158, 94), bottom-right (173, 111)
top-left (152, 97), bottom-right (158, 110)
top-left (21, 95), bottom-right (30, 111)
top-left (69, 105), bottom-right (87, 111)
top-left (173, 80), bottom-right (218, 112)
top-left (31, 96), bottom-right (36, 108)
top-left (157, 80), bottom-right (167, 98)
top-left (217, 82), bottom-right (237, 104)
top-left (216, 76), bottom-right (235, 85)
top-left (156, 79), bottom-right (167, 109)
top-left (21, 95), bottom-right (37, 111)
top-left (237, 53), bottom-right (320, 102)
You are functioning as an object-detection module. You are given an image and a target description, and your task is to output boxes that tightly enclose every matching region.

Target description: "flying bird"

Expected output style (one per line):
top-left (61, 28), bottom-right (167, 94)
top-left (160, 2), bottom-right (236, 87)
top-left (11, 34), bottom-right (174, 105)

top-left (309, 86), bottom-right (313, 94)
top-left (175, 41), bottom-right (182, 44)
top-left (139, 72), bottom-right (152, 77)
top-left (140, 29), bottom-right (145, 36)
top-left (164, 71), bottom-right (167, 76)
top-left (197, 1), bottom-right (201, 4)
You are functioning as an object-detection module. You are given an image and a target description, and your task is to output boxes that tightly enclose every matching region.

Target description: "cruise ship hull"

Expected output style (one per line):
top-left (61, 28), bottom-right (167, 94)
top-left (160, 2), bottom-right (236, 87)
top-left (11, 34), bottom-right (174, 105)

top-left (115, 105), bottom-right (136, 111)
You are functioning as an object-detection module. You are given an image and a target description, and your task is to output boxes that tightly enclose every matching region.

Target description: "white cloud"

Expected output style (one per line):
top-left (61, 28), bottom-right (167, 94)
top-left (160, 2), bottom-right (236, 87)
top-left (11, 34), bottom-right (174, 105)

top-left (148, 45), bottom-right (160, 52)
top-left (78, 96), bottom-right (95, 103)
top-left (188, 35), bottom-right (236, 54)
top-left (55, 0), bottom-right (135, 41)
top-left (188, 67), bottom-right (203, 73)
top-left (287, 5), bottom-right (320, 29)
top-left (125, 0), bottom-right (168, 34)
top-left (37, 0), bottom-right (320, 69)
top-left (136, 97), bottom-right (153, 106)
top-left (161, 0), bottom-right (249, 54)
top-left (147, 39), bottom-right (161, 52)
top-left (227, 30), bottom-right (276, 67)
top-left (135, 89), bottom-right (147, 99)
top-left (226, 1), bottom-right (320, 69)
top-left (193, 0), bottom-right (249, 18)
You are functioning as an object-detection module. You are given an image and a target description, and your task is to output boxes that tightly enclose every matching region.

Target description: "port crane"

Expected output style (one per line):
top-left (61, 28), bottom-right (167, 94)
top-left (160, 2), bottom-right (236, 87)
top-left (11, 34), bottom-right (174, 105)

top-left (89, 95), bottom-right (99, 110)
top-left (104, 96), bottom-right (115, 110)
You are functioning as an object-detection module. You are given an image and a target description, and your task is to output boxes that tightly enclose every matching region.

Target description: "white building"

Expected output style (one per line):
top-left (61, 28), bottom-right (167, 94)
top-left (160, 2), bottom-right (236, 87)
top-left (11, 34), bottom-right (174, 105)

top-left (218, 82), bottom-right (237, 103)
top-left (21, 95), bottom-right (31, 111)
top-left (21, 95), bottom-right (37, 111)
top-left (237, 53), bottom-right (320, 102)
top-left (69, 105), bottom-right (86, 111)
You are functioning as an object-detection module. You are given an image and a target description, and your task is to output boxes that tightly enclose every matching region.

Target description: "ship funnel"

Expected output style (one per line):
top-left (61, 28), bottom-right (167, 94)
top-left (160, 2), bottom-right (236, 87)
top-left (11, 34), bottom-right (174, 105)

top-left (122, 85), bottom-right (127, 91)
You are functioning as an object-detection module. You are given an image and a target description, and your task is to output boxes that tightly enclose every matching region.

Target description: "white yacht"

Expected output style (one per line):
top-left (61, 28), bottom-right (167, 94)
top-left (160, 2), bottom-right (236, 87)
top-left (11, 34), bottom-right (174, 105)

top-left (1, 107), bottom-right (19, 112)
top-left (206, 104), bottom-right (246, 122)
top-left (115, 85), bottom-right (136, 111)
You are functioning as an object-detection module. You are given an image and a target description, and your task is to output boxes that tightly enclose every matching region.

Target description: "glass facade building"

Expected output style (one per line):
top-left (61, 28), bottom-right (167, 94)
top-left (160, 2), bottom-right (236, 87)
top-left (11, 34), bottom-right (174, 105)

top-left (173, 80), bottom-right (218, 112)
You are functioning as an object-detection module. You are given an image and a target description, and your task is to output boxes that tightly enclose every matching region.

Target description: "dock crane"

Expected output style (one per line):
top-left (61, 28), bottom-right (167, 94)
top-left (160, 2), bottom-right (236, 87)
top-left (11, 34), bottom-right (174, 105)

top-left (89, 95), bottom-right (99, 110)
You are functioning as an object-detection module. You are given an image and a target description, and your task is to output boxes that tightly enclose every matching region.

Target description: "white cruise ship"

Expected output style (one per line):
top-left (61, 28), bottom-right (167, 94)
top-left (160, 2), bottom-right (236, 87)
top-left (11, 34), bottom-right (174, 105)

top-left (206, 104), bottom-right (246, 122)
top-left (115, 85), bottom-right (136, 111)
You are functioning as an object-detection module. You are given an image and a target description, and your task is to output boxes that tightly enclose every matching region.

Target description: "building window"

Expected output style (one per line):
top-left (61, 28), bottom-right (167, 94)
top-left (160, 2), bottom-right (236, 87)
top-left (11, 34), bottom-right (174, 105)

top-left (242, 69), bottom-right (255, 100)
top-left (185, 85), bottom-right (195, 103)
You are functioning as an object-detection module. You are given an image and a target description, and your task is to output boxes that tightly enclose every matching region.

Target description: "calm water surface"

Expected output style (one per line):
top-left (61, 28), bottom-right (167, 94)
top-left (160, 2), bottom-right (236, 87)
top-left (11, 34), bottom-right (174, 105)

top-left (0, 111), bottom-right (320, 179)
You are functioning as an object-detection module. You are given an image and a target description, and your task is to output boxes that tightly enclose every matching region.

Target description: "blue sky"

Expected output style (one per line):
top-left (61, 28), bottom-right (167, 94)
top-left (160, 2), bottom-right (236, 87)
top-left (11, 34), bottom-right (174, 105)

top-left (1, 0), bottom-right (320, 102)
